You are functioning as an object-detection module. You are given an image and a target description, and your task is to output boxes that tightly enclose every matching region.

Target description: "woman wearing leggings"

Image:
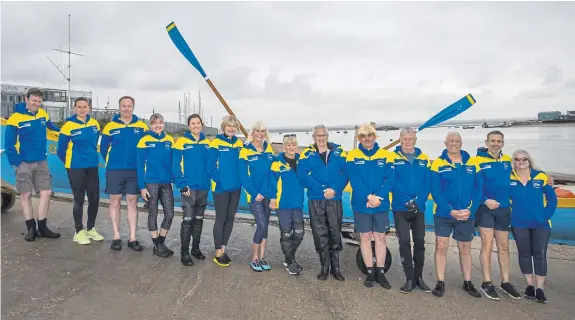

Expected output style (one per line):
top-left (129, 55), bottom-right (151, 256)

top-left (509, 149), bottom-right (557, 303)
top-left (269, 134), bottom-right (305, 275)
top-left (172, 113), bottom-right (211, 266)
top-left (57, 97), bottom-right (104, 245)
top-left (137, 113), bottom-right (175, 258)
top-left (239, 121), bottom-right (275, 272)
top-left (208, 115), bottom-right (244, 267)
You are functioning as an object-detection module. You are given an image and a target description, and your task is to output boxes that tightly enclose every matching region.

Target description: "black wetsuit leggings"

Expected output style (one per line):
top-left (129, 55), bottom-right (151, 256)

top-left (67, 168), bottom-right (100, 233)
top-left (213, 190), bottom-right (241, 250)
top-left (146, 183), bottom-right (175, 232)
top-left (512, 227), bottom-right (551, 276)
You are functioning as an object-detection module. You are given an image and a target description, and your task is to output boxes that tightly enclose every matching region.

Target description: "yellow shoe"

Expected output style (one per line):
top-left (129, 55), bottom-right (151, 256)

top-left (85, 228), bottom-right (104, 241)
top-left (73, 230), bottom-right (91, 245)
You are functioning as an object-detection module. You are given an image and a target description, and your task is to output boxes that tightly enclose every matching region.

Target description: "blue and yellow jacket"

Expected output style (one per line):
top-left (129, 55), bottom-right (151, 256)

top-left (268, 153), bottom-right (305, 210)
top-left (345, 143), bottom-right (395, 214)
top-left (391, 146), bottom-right (431, 212)
top-left (469, 148), bottom-right (513, 208)
top-left (239, 141), bottom-right (275, 203)
top-left (172, 131), bottom-right (211, 191)
top-left (208, 134), bottom-right (244, 194)
top-left (57, 115), bottom-right (101, 169)
top-left (4, 103), bottom-right (60, 166)
top-left (100, 114), bottom-right (149, 170)
top-left (509, 169), bottom-right (557, 228)
top-left (430, 149), bottom-right (483, 220)
top-left (298, 142), bottom-right (348, 200)
top-left (136, 131), bottom-right (174, 190)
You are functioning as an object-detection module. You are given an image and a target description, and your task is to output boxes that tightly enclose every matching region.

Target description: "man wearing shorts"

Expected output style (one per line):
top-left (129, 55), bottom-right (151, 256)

top-left (469, 131), bottom-right (521, 300)
top-left (430, 132), bottom-right (482, 298)
top-left (4, 88), bottom-right (61, 241)
top-left (100, 96), bottom-right (148, 251)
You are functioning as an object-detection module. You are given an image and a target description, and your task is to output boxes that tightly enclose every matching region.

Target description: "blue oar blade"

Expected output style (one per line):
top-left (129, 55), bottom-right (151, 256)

top-left (166, 22), bottom-right (208, 78)
top-left (418, 94), bottom-right (476, 131)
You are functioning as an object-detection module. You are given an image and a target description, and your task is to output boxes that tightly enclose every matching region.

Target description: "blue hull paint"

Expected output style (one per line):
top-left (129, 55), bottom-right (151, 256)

top-left (2, 125), bottom-right (574, 245)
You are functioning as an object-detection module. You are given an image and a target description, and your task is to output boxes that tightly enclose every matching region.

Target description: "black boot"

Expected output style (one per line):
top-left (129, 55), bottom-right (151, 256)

top-left (416, 277), bottom-right (432, 292)
top-left (158, 235), bottom-right (173, 256)
top-left (317, 251), bottom-right (330, 280)
top-left (153, 237), bottom-right (171, 258)
top-left (36, 219), bottom-right (60, 238)
top-left (180, 225), bottom-right (194, 266)
top-left (190, 218), bottom-right (205, 260)
top-left (432, 281), bottom-right (445, 297)
top-left (24, 219), bottom-right (37, 241)
top-left (400, 280), bottom-right (414, 293)
top-left (330, 251), bottom-right (345, 281)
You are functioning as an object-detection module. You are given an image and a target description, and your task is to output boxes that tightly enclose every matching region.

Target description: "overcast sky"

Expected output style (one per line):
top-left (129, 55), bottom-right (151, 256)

top-left (2, 1), bottom-right (574, 128)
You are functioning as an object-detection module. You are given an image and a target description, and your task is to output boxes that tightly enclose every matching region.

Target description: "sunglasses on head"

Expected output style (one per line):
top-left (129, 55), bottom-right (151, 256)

top-left (284, 134), bottom-right (296, 138)
top-left (514, 157), bottom-right (529, 162)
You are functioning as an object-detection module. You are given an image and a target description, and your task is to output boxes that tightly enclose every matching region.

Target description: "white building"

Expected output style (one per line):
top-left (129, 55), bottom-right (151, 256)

top-left (1, 83), bottom-right (92, 122)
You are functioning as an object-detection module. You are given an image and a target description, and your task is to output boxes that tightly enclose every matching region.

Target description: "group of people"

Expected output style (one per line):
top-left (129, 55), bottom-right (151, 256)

top-left (5, 88), bottom-right (557, 304)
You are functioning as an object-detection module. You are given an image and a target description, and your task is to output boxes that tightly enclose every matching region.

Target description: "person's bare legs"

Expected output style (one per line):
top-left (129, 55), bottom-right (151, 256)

top-left (20, 192), bottom-right (33, 220)
top-left (373, 232), bottom-right (387, 267)
top-left (37, 190), bottom-right (52, 220)
top-left (109, 195), bottom-right (123, 240)
top-left (479, 227), bottom-right (494, 282)
top-left (259, 238), bottom-right (267, 260)
top-left (126, 194), bottom-right (139, 241)
top-left (435, 237), bottom-right (449, 281)
top-left (494, 230), bottom-right (510, 283)
top-left (360, 232), bottom-right (373, 268)
top-left (458, 241), bottom-right (472, 281)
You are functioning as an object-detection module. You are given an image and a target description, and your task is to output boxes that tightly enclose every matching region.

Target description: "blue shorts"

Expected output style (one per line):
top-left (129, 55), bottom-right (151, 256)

top-left (354, 211), bottom-right (389, 233)
top-left (476, 205), bottom-right (511, 232)
top-left (105, 169), bottom-right (139, 195)
top-left (434, 216), bottom-right (475, 242)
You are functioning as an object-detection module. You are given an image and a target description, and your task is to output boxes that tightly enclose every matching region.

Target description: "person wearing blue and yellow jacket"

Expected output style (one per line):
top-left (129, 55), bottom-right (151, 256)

top-left (57, 97), bottom-right (104, 246)
top-left (4, 88), bottom-right (61, 241)
top-left (100, 96), bottom-right (148, 251)
top-left (268, 134), bottom-right (305, 275)
top-left (468, 130), bottom-right (522, 301)
top-left (345, 123), bottom-right (395, 289)
top-left (239, 121), bottom-right (275, 272)
top-left (429, 132), bottom-right (483, 299)
top-left (298, 124), bottom-right (348, 281)
top-left (137, 113), bottom-right (175, 258)
top-left (390, 127), bottom-right (432, 293)
top-left (208, 115), bottom-right (244, 267)
top-left (508, 149), bottom-right (557, 304)
top-left (172, 113), bottom-right (211, 266)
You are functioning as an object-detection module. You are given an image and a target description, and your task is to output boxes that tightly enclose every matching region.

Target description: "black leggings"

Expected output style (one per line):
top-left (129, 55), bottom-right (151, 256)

top-left (512, 227), bottom-right (551, 276)
top-left (146, 183), bottom-right (175, 232)
top-left (67, 168), bottom-right (100, 233)
top-left (213, 190), bottom-right (241, 250)
top-left (393, 210), bottom-right (426, 280)
top-left (250, 200), bottom-right (271, 244)
top-left (181, 190), bottom-right (208, 253)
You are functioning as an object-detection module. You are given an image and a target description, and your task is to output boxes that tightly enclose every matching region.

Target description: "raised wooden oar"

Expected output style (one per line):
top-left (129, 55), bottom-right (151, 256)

top-left (383, 94), bottom-right (477, 150)
top-left (165, 21), bottom-right (248, 138)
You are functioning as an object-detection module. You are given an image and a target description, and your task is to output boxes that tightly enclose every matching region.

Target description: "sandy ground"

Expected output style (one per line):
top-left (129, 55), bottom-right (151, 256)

top-left (1, 196), bottom-right (574, 320)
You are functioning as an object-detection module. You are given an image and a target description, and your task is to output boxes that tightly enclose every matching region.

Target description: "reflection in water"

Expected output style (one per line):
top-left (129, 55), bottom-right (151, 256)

top-left (270, 125), bottom-right (575, 174)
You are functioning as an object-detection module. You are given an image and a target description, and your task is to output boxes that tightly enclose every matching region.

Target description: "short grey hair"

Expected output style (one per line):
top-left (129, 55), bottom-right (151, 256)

top-left (150, 113), bottom-right (164, 123)
top-left (445, 131), bottom-right (461, 141)
top-left (312, 124), bottom-right (328, 137)
top-left (512, 149), bottom-right (540, 171)
top-left (399, 127), bottom-right (417, 137)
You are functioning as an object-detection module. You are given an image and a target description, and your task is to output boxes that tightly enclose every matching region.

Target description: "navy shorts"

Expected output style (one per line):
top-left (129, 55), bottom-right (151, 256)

top-left (434, 216), bottom-right (475, 242)
top-left (105, 169), bottom-right (139, 195)
top-left (354, 211), bottom-right (389, 233)
top-left (476, 205), bottom-right (511, 231)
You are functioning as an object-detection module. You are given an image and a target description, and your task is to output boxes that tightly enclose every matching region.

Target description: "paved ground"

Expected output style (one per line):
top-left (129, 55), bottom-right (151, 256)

top-left (2, 197), bottom-right (574, 320)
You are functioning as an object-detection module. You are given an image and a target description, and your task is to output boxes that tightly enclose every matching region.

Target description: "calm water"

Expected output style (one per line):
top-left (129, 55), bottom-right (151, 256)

top-left (269, 124), bottom-right (575, 175)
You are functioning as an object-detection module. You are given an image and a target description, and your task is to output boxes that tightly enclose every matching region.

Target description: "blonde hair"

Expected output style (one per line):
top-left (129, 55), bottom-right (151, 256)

top-left (283, 134), bottom-right (298, 146)
top-left (246, 120), bottom-right (271, 143)
top-left (357, 122), bottom-right (377, 137)
top-left (220, 115), bottom-right (239, 133)
top-left (512, 149), bottom-right (540, 171)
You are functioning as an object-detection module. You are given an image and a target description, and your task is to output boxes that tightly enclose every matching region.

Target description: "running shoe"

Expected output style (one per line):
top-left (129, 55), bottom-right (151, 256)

top-left (286, 262), bottom-right (300, 275)
top-left (283, 260), bottom-right (303, 272)
top-left (463, 281), bottom-right (482, 298)
top-left (524, 285), bottom-right (536, 300)
top-left (250, 259), bottom-right (263, 272)
top-left (500, 282), bottom-right (521, 300)
top-left (213, 255), bottom-right (231, 267)
top-left (480, 281), bottom-right (500, 301)
top-left (85, 228), bottom-right (104, 241)
top-left (73, 230), bottom-right (91, 245)
top-left (259, 259), bottom-right (271, 271)
top-left (535, 288), bottom-right (547, 304)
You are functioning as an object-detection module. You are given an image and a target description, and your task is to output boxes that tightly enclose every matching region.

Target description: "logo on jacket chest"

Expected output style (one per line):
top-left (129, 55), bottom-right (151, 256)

top-left (164, 142), bottom-right (171, 148)
top-left (532, 180), bottom-right (542, 188)
top-left (377, 160), bottom-right (385, 167)
top-left (354, 159), bottom-right (365, 165)
top-left (466, 166), bottom-right (474, 174)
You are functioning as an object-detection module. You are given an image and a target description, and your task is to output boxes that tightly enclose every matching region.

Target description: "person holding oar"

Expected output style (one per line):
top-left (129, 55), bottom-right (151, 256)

top-left (239, 121), bottom-right (275, 272)
top-left (208, 115), bottom-right (244, 267)
top-left (57, 97), bottom-right (104, 245)
top-left (268, 134), bottom-right (305, 275)
top-left (172, 113), bottom-right (211, 266)
top-left (429, 131), bottom-right (483, 298)
top-left (137, 113), bottom-right (176, 258)
top-left (345, 123), bottom-right (395, 289)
